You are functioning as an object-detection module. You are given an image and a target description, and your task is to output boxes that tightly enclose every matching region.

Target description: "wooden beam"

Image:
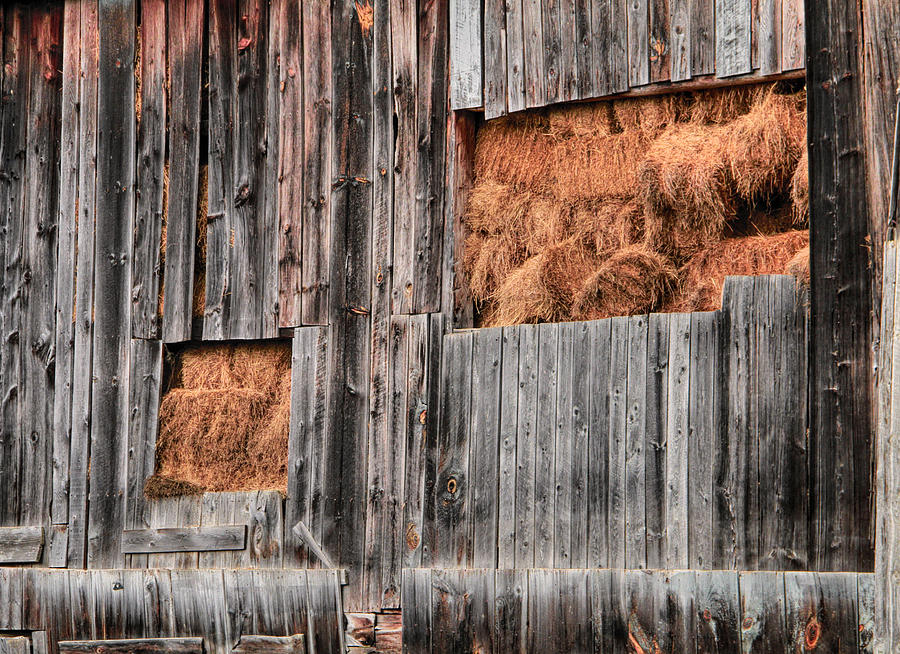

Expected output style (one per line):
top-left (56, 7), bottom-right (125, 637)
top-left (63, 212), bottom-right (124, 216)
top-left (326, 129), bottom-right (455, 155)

top-left (120, 526), bottom-right (246, 554)
top-left (0, 526), bottom-right (44, 564)
top-left (58, 639), bottom-right (204, 654)
top-left (232, 635), bottom-right (304, 654)
top-left (292, 520), bottom-right (336, 569)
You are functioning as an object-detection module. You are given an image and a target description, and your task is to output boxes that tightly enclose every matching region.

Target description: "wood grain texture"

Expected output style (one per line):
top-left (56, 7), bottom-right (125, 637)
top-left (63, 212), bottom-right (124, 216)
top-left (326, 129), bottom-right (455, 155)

top-left (0, 526), bottom-right (44, 563)
top-left (59, 639), bottom-right (204, 654)
top-left (450, 0), bottom-right (483, 109)
top-left (716, 0), bottom-right (751, 77)
top-left (483, 0), bottom-right (508, 119)
top-left (628, 0), bottom-right (650, 85)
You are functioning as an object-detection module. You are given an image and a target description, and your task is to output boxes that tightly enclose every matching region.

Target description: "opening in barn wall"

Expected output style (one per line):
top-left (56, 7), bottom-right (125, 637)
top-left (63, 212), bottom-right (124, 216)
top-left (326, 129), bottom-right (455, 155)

top-left (0, 0), bottom-right (896, 649)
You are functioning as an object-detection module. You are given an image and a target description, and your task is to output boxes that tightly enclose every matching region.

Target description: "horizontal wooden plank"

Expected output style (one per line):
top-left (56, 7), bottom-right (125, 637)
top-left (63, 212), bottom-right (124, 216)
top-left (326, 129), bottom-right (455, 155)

top-left (58, 639), bottom-right (204, 654)
top-left (0, 527), bottom-right (44, 563)
top-left (120, 526), bottom-right (247, 554)
top-left (232, 635), bottom-right (305, 654)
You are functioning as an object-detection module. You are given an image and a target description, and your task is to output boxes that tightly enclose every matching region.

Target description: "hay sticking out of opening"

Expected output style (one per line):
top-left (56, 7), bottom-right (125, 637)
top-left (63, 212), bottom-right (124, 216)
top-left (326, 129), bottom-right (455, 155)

top-left (663, 230), bottom-right (809, 312)
top-left (573, 247), bottom-right (677, 320)
top-left (786, 245), bottom-right (810, 284)
top-left (150, 341), bottom-right (291, 496)
top-left (791, 149), bottom-right (809, 227)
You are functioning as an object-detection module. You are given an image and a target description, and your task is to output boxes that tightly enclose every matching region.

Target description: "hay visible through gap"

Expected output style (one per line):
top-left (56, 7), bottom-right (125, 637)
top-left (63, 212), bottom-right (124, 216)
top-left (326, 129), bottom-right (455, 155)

top-left (148, 340), bottom-right (291, 497)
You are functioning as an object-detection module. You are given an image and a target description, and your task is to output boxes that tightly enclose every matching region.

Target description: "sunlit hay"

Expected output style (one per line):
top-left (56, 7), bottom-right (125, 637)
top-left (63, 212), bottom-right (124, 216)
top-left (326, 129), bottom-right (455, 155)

top-left (685, 84), bottom-right (765, 124)
top-left (550, 130), bottom-right (650, 201)
top-left (638, 124), bottom-right (734, 243)
top-left (474, 113), bottom-right (555, 192)
top-left (490, 240), bottom-right (598, 326)
top-left (464, 232), bottom-right (526, 302)
top-left (192, 165), bottom-right (208, 319)
top-left (723, 90), bottom-right (807, 203)
top-left (546, 101), bottom-right (615, 140)
top-left (612, 94), bottom-right (684, 138)
top-left (143, 475), bottom-right (202, 499)
top-left (785, 244), bottom-right (810, 285)
top-left (791, 149), bottom-right (809, 227)
top-left (464, 180), bottom-right (534, 236)
top-left (573, 246), bottom-right (677, 320)
top-left (664, 229), bottom-right (810, 312)
top-left (153, 341), bottom-right (292, 493)
top-left (571, 199), bottom-right (645, 254)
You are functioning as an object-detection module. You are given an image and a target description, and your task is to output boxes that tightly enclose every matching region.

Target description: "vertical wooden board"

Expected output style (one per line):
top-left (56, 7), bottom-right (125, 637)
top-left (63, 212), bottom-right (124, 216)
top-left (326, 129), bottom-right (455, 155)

top-left (434, 333), bottom-right (474, 567)
top-left (285, 326), bottom-right (328, 568)
top-left (494, 570), bottom-right (527, 654)
top-left (667, 570), bottom-right (697, 652)
top-left (780, 0), bottom-right (803, 71)
top-left (276, 0), bottom-right (303, 328)
top-left (390, 0), bottom-right (416, 316)
top-left (666, 312), bottom-right (691, 569)
top-left (560, 0), bottom-right (578, 101)
top-left (484, 0), bottom-right (508, 119)
top-left (553, 323), bottom-right (574, 568)
top-left (0, 569), bottom-right (24, 630)
top-left (649, 0), bottom-right (670, 81)
top-left (146, 497), bottom-right (201, 570)
top-left (132, 0), bottom-right (166, 338)
top-left (569, 321), bottom-right (590, 568)
top-left (382, 317), bottom-right (410, 607)
top-left (497, 327), bottom-right (520, 567)
top-left (574, 0), bottom-right (592, 98)
top-left (506, 0), bottom-right (526, 113)
top-left (625, 315), bottom-right (647, 569)
top-left (161, 0), bottom-right (203, 343)
top-left (421, 314), bottom-right (444, 569)
top-left (402, 570), bottom-right (432, 654)
top-left (716, 0), bottom-right (752, 77)
top-left (608, 317), bottom-right (628, 569)
top-left (21, 1), bottom-right (63, 535)
top-left (644, 313), bottom-right (668, 570)
top-left (402, 315), bottom-right (433, 570)
top-left (67, 570), bottom-right (96, 641)
top-left (281, 570), bottom-right (312, 642)
top-left (432, 570), bottom-right (493, 654)
top-left (628, 0), bottom-right (650, 86)
top-left (470, 328), bottom-right (502, 568)
top-left (88, 0), bottom-right (135, 568)
top-left (450, 0), bottom-right (483, 109)
top-left (298, 0), bottom-right (331, 325)
top-left (756, 0), bottom-right (781, 75)
top-left (246, 570), bottom-right (289, 635)
top-left (413, 0), bottom-right (448, 313)
top-left (51, 0), bottom-right (81, 532)
top-left (534, 323), bottom-right (558, 568)
top-left (522, 0), bottom-right (544, 107)
top-left (170, 570), bottom-right (232, 654)
top-left (527, 570), bottom-right (558, 653)
top-left (739, 571), bottom-right (787, 653)
top-left (696, 570), bottom-right (741, 653)
top-left (530, 570), bottom-right (591, 651)
top-left (90, 570), bottom-right (130, 639)
top-left (589, 0), bottom-right (609, 95)
top-left (0, 3), bottom-right (27, 529)
top-left (669, 0), bottom-right (690, 80)
top-left (784, 573), bottom-right (859, 654)
top-left (623, 570), bottom-right (668, 653)
top-left (514, 325), bottom-right (538, 568)
top-left (590, 569), bottom-right (623, 652)
top-left (587, 320), bottom-right (611, 568)
top-left (690, 0), bottom-right (714, 75)
top-left (123, 340), bottom-right (163, 569)
top-left (858, 574), bottom-right (874, 653)
top-left (204, 0), bottom-right (234, 340)
top-left (689, 312), bottom-right (718, 570)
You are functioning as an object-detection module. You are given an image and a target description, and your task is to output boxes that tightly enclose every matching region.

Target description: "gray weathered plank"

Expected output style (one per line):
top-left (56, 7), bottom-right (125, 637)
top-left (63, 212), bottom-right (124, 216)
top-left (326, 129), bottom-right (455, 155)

top-left (534, 323), bottom-right (559, 568)
top-left (515, 325), bottom-right (538, 568)
top-left (59, 639), bottom-right (203, 654)
top-left (608, 317), bottom-right (628, 569)
top-left (497, 327), bottom-right (520, 567)
top-left (691, 0), bottom-right (715, 74)
top-left (484, 0), bottom-right (508, 119)
top-left (402, 569), bottom-right (432, 654)
top-left (625, 315), bottom-right (647, 569)
top-left (147, 497), bottom-right (202, 569)
top-left (587, 320), bottom-right (612, 567)
top-left (0, 568), bottom-right (25, 629)
top-left (780, 0), bottom-right (803, 71)
top-left (670, 0), bottom-right (690, 80)
top-left (645, 314), bottom-right (669, 570)
top-left (506, 0), bottom-right (527, 113)
top-left (666, 312), bottom-right (691, 569)
top-left (553, 323), bottom-right (574, 568)
top-left (233, 635), bottom-right (304, 654)
top-left (121, 526), bottom-right (247, 554)
top-left (450, 0), bottom-right (483, 109)
top-left (739, 571), bottom-right (787, 653)
top-left (0, 527), bottom-right (43, 564)
top-left (522, 0), bottom-right (545, 106)
top-left (756, 0), bottom-right (781, 75)
top-left (716, 0), bottom-right (752, 77)
top-left (569, 321), bottom-right (591, 568)
top-left (628, 0), bottom-right (650, 86)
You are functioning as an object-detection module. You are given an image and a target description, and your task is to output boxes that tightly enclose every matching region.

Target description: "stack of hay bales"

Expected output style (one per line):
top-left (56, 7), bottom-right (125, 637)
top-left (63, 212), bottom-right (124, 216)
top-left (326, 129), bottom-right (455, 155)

top-left (465, 83), bottom-right (810, 325)
top-left (149, 341), bottom-right (292, 496)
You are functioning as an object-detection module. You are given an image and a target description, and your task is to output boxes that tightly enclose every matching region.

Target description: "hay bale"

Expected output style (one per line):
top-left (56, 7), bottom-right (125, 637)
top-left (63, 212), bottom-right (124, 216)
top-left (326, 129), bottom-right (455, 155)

top-left (464, 232), bottom-right (525, 302)
top-left (723, 91), bottom-right (806, 203)
top-left (785, 244), bottom-right (810, 284)
top-left (546, 101), bottom-right (615, 140)
top-left (551, 130), bottom-right (650, 201)
top-left (613, 94), bottom-right (685, 137)
top-left (573, 246), bottom-right (677, 320)
top-left (572, 199), bottom-right (645, 254)
top-left (154, 341), bottom-right (292, 494)
top-left (664, 229), bottom-right (809, 312)
top-left (685, 84), bottom-right (765, 124)
top-left (791, 149), bottom-right (809, 227)
top-left (490, 240), bottom-right (598, 326)
top-left (474, 114), bottom-right (555, 192)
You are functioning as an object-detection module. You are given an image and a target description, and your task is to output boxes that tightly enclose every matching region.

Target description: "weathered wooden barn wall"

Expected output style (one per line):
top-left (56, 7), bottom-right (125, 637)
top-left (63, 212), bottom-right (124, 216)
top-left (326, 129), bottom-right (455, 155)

top-left (429, 275), bottom-right (809, 573)
top-left (450, 0), bottom-right (806, 118)
top-left (402, 569), bottom-right (874, 653)
top-left (0, 568), bottom-right (345, 654)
